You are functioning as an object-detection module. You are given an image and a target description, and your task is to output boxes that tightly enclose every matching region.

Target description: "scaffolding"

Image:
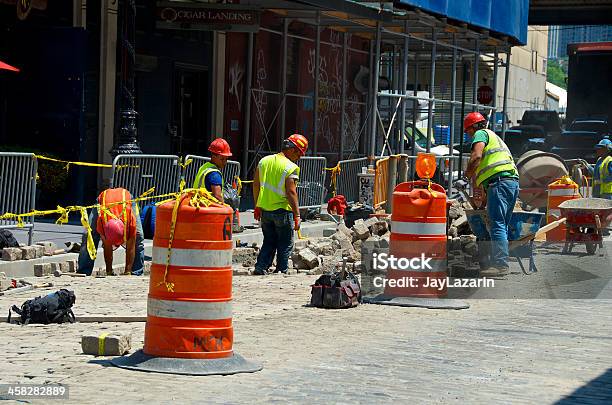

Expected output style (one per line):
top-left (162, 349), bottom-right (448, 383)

top-left (238, 1), bottom-right (515, 185)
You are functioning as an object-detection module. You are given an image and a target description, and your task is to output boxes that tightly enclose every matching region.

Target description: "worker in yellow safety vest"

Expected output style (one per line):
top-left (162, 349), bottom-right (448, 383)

top-left (591, 139), bottom-right (612, 199)
top-left (193, 138), bottom-right (233, 203)
top-left (252, 134), bottom-right (308, 275)
top-left (464, 112), bottom-right (519, 277)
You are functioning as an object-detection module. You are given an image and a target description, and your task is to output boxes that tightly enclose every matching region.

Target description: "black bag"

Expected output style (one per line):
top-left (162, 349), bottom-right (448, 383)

top-left (8, 289), bottom-right (76, 325)
top-left (310, 271), bottom-right (361, 309)
top-left (0, 229), bottom-right (19, 249)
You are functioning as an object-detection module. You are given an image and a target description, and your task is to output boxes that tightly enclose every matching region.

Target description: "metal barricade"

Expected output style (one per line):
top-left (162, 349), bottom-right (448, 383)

top-left (374, 157), bottom-right (389, 208)
top-left (110, 154), bottom-right (181, 208)
top-left (336, 157), bottom-right (369, 203)
top-left (0, 152), bottom-right (37, 244)
top-left (183, 155), bottom-right (241, 187)
top-left (296, 156), bottom-right (327, 209)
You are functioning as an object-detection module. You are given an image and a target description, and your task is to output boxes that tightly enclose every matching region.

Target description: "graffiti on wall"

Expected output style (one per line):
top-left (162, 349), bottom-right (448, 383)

top-left (228, 61), bottom-right (244, 111)
top-left (253, 48), bottom-right (268, 134)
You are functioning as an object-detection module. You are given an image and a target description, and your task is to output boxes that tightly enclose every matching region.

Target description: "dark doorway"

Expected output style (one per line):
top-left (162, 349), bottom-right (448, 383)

top-left (171, 65), bottom-right (208, 156)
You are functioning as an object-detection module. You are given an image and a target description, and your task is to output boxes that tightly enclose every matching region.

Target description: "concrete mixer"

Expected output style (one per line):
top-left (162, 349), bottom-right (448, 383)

top-left (515, 150), bottom-right (569, 209)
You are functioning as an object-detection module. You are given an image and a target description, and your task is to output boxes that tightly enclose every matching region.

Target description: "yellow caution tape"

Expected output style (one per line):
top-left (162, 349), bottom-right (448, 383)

top-left (34, 155), bottom-right (137, 171)
top-left (234, 176), bottom-right (254, 196)
top-left (98, 333), bottom-right (109, 356)
top-left (325, 164), bottom-right (341, 196)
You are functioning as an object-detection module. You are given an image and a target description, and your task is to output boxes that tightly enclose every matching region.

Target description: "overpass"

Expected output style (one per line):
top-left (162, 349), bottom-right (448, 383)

top-left (530, 0), bottom-right (612, 25)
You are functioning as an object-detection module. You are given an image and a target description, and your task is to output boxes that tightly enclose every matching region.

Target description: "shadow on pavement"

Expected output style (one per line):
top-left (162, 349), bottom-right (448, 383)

top-left (555, 368), bottom-right (612, 404)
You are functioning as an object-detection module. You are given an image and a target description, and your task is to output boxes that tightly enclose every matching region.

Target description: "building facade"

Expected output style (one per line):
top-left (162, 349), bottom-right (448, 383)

top-left (548, 25), bottom-right (612, 59)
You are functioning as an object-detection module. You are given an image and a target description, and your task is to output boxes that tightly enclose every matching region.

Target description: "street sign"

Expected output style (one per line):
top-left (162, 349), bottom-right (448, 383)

top-left (477, 85), bottom-right (493, 105)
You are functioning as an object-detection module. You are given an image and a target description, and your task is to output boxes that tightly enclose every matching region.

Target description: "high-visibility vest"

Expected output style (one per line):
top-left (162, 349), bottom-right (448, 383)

top-left (593, 156), bottom-right (605, 198)
top-left (256, 153), bottom-right (300, 212)
top-left (96, 188), bottom-right (135, 244)
top-left (600, 155), bottom-right (612, 196)
top-left (475, 129), bottom-right (518, 187)
top-left (193, 162), bottom-right (223, 190)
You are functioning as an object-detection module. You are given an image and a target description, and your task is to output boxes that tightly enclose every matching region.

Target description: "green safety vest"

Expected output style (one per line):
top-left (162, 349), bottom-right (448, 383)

top-left (600, 156), bottom-right (612, 196)
top-left (475, 129), bottom-right (518, 187)
top-left (193, 162), bottom-right (223, 190)
top-left (256, 153), bottom-right (300, 211)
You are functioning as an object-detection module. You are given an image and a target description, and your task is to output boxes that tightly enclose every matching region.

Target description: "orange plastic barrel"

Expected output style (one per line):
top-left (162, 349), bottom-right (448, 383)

top-left (546, 177), bottom-right (580, 242)
top-left (385, 181), bottom-right (447, 298)
top-left (144, 193), bottom-right (234, 359)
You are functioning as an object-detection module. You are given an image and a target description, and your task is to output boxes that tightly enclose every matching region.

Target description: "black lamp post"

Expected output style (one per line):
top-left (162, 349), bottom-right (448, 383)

top-left (111, 0), bottom-right (142, 156)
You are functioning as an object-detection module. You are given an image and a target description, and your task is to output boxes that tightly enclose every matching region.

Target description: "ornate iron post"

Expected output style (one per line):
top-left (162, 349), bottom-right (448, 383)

top-left (111, 0), bottom-right (142, 156)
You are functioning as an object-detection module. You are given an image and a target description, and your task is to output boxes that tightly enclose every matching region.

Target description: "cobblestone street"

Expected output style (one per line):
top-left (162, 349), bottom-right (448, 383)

top-left (1, 271), bottom-right (611, 404)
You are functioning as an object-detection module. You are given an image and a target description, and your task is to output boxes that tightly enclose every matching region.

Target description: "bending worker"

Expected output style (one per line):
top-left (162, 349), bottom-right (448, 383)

top-left (193, 138), bottom-right (233, 202)
top-left (463, 112), bottom-right (519, 277)
top-left (252, 134), bottom-right (308, 275)
top-left (77, 188), bottom-right (145, 276)
top-left (591, 139), bottom-right (612, 199)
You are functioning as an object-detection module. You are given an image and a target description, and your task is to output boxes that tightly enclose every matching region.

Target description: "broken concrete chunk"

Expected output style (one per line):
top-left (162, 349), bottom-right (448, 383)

top-left (351, 222), bottom-right (370, 241)
top-left (337, 223), bottom-right (354, 239)
top-left (33, 263), bottom-right (52, 277)
top-left (2, 247), bottom-right (22, 261)
top-left (81, 334), bottom-right (131, 356)
top-left (232, 247), bottom-right (257, 264)
top-left (66, 260), bottom-right (78, 273)
top-left (363, 217), bottom-right (378, 228)
top-left (369, 220), bottom-right (389, 236)
top-left (363, 235), bottom-right (382, 249)
top-left (353, 239), bottom-right (363, 253)
top-left (322, 227), bottom-right (336, 237)
top-left (293, 240), bottom-right (309, 251)
top-left (32, 245), bottom-right (45, 259)
top-left (143, 261), bottom-right (152, 275)
top-left (297, 248), bottom-right (319, 270)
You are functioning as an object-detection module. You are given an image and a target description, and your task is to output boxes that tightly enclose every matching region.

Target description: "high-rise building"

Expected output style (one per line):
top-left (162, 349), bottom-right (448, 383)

top-left (548, 25), bottom-right (612, 59)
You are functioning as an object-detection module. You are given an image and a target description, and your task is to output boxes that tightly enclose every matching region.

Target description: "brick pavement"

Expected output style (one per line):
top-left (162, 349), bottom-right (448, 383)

top-left (0, 269), bottom-right (611, 404)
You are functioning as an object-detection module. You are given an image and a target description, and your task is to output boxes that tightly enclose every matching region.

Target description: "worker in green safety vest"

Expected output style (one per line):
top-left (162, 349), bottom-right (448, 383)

top-left (591, 139), bottom-right (612, 199)
top-left (464, 112), bottom-right (519, 278)
top-left (193, 138), bottom-right (233, 203)
top-left (252, 134), bottom-right (308, 275)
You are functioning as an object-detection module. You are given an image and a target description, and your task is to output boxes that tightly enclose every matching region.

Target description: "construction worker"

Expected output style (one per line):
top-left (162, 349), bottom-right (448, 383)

top-left (463, 112), bottom-right (519, 277)
top-left (252, 134), bottom-right (308, 275)
top-left (591, 139), bottom-right (612, 199)
top-left (193, 138), bottom-right (232, 202)
top-left (77, 188), bottom-right (145, 276)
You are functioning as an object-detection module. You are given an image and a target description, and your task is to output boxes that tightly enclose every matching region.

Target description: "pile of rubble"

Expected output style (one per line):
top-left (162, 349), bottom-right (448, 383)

top-left (447, 200), bottom-right (481, 275)
top-left (231, 217), bottom-right (392, 276)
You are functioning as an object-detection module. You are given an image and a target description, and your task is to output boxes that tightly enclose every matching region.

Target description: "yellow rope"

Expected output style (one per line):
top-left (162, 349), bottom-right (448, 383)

top-left (34, 155), bottom-right (136, 171)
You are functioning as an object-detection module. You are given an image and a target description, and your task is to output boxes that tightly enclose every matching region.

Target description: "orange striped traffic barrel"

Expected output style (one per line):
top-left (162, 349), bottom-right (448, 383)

top-left (385, 180), bottom-right (447, 298)
top-left (145, 194), bottom-right (234, 359)
top-left (546, 176), bottom-right (580, 242)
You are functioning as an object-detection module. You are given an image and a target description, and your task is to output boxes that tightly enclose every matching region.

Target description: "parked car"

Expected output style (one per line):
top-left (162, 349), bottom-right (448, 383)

top-left (549, 118), bottom-right (610, 163)
top-left (511, 110), bottom-right (562, 145)
top-left (492, 111), bottom-right (512, 133)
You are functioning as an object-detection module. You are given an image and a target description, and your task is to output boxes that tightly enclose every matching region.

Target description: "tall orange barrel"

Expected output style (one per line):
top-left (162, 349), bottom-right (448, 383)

top-left (144, 194), bottom-right (234, 359)
top-left (385, 181), bottom-right (447, 298)
top-left (546, 177), bottom-right (580, 242)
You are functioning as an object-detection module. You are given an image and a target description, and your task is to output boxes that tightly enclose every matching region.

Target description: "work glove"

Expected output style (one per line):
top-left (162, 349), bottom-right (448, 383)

top-left (294, 216), bottom-right (301, 231)
top-left (254, 207), bottom-right (262, 221)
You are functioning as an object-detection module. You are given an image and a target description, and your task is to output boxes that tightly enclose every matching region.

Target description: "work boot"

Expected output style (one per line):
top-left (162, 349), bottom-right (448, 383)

top-left (252, 268), bottom-right (267, 276)
top-left (479, 266), bottom-right (510, 278)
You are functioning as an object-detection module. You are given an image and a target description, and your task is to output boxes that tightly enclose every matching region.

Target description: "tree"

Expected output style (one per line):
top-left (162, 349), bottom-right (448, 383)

top-left (547, 59), bottom-right (567, 89)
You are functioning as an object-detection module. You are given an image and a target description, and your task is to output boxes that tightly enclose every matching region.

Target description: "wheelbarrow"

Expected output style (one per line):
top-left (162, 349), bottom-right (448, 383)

top-left (558, 198), bottom-right (612, 255)
top-left (465, 210), bottom-right (566, 274)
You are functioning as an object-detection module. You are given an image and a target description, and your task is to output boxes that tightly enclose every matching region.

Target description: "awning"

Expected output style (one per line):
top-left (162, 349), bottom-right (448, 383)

top-left (0, 60), bottom-right (20, 72)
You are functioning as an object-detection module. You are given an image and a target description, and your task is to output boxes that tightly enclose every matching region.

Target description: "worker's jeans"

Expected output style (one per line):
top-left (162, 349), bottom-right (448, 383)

top-left (77, 203), bottom-right (145, 276)
top-left (255, 209), bottom-right (294, 274)
top-left (486, 178), bottom-right (520, 269)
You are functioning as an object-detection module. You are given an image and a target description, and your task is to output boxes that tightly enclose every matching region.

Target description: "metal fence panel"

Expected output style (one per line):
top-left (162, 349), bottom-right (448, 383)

top-left (110, 154), bottom-right (181, 208)
top-left (0, 152), bottom-right (37, 244)
top-left (296, 156), bottom-right (327, 209)
top-left (183, 155), bottom-right (241, 187)
top-left (336, 157), bottom-right (369, 203)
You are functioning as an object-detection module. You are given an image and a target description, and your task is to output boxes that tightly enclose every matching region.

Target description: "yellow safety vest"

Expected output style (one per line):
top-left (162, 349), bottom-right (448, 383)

top-left (600, 155), bottom-right (612, 196)
top-left (256, 153), bottom-right (300, 211)
top-left (475, 129), bottom-right (518, 187)
top-left (193, 162), bottom-right (223, 190)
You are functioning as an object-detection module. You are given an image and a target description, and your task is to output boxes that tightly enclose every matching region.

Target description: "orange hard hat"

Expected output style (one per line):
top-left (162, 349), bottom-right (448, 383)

top-left (415, 152), bottom-right (437, 179)
top-left (463, 112), bottom-right (486, 131)
top-left (209, 138), bottom-right (232, 157)
top-left (103, 218), bottom-right (124, 247)
top-left (287, 134), bottom-right (309, 155)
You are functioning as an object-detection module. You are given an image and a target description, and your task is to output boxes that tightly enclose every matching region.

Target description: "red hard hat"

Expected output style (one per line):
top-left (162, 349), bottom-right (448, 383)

top-left (208, 138), bottom-right (232, 157)
top-left (103, 218), bottom-right (124, 247)
top-left (464, 112), bottom-right (487, 131)
top-left (287, 134), bottom-right (309, 155)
